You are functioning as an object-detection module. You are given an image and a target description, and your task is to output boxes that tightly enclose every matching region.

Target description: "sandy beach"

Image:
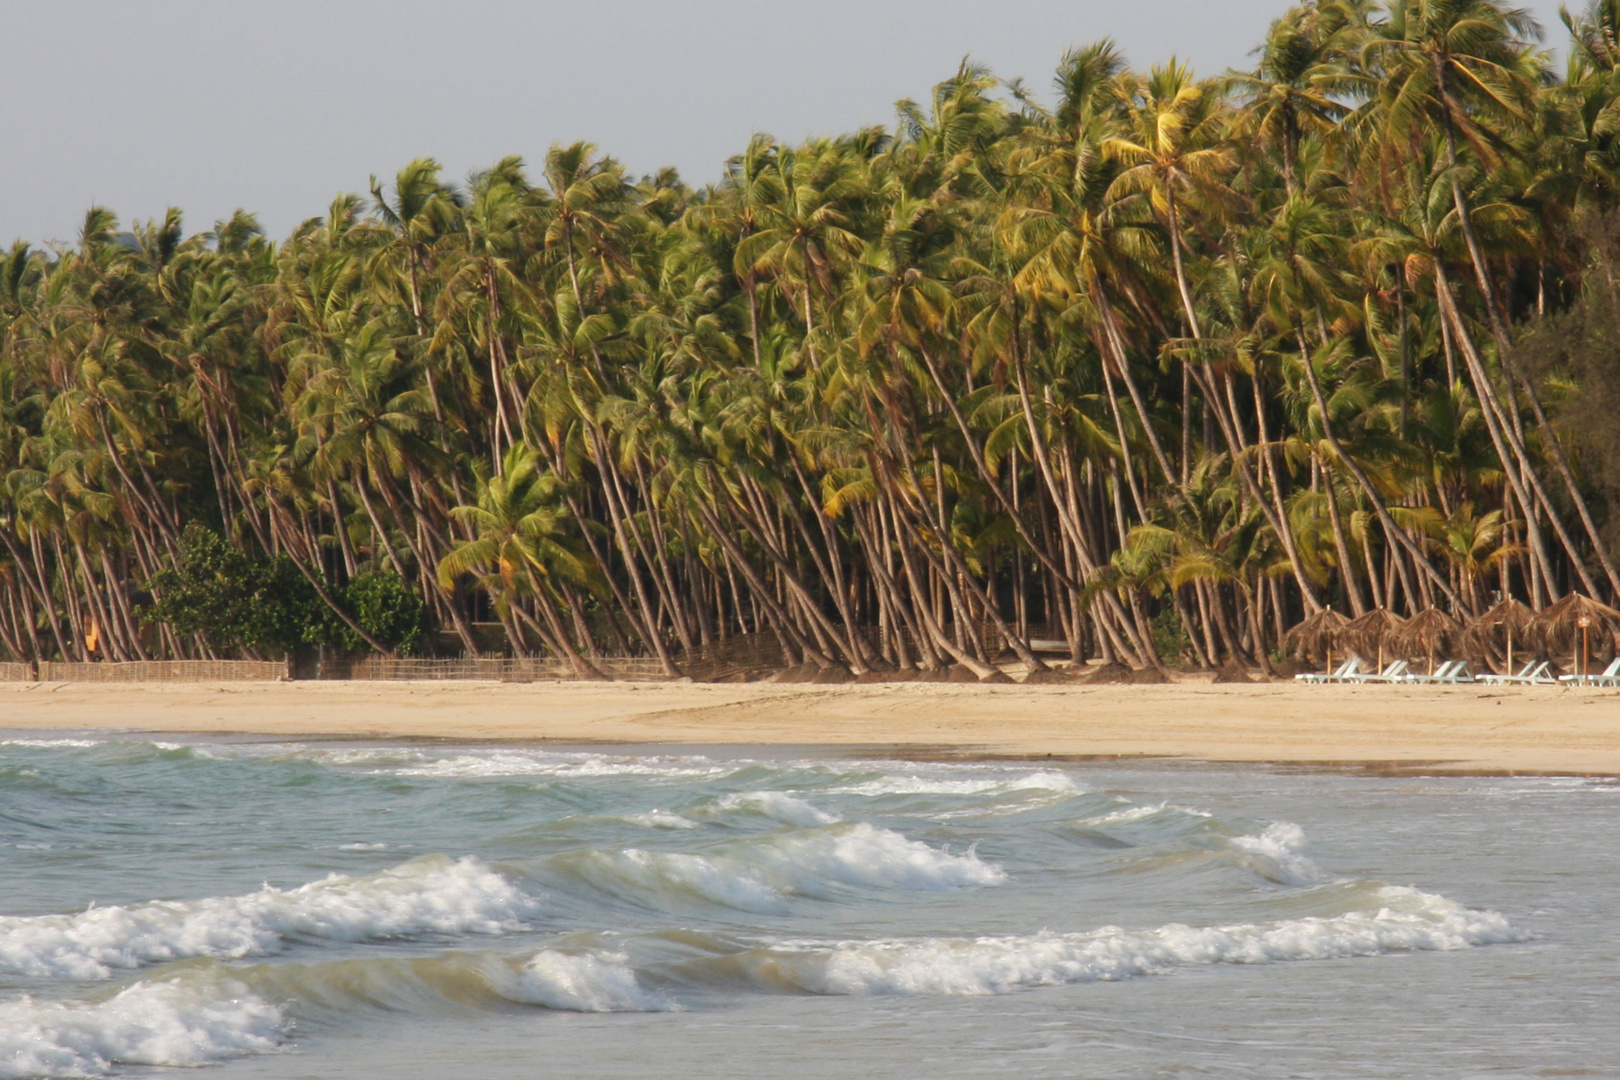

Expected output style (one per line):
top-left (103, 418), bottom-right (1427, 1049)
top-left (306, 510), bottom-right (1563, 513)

top-left (3, 678), bottom-right (1618, 775)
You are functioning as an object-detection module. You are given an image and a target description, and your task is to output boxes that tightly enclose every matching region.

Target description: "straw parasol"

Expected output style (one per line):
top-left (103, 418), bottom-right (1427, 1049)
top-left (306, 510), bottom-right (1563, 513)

top-left (1386, 608), bottom-right (1463, 675)
top-left (1282, 608), bottom-right (1351, 669)
top-left (1340, 608), bottom-right (1407, 669)
top-left (1529, 593), bottom-right (1620, 674)
top-left (1463, 598), bottom-right (1535, 674)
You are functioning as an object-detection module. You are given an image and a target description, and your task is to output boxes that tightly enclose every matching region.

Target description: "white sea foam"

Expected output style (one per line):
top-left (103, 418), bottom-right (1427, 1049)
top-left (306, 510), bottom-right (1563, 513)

top-left (0, 738), bottom-right (102, 749)
top-left (1074, 803), bottom-right (1173, 827)
top-left (502, 950), bottom-right (673, 1013)
top-left (383, 750), bottom-right (729, 781)
top-left (827, 770), bottom-right (1080, 799)
top-left (561, 848), bottom-right (790, 913)
top-left (560, 823), bottom-right (1005, 913)
top-left (743, 887), bottom-right (1523, 997)
top-left (618, 811), bottom-right (699, 830)
top-left (1227, 823), bottom-right (1333, 886)
top-left (0, 976), bottom-right (284, 1079)
top-left (0, 888), bottom-right (1521, 1073)
top-left (0, 855), bottom-right (539, 980)
top-left (707, 791), bottom-right (839, 827)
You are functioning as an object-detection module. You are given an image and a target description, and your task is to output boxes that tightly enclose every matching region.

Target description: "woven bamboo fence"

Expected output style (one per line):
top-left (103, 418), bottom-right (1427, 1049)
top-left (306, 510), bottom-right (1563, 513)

top-left (677, 633), bottom-right (787, 682)
top-left (36, 660), bottom-right (290, 682)
top-left (340, 656), bottom-right (670, 682)
top-left (0, 662), bottom-right (37, 681)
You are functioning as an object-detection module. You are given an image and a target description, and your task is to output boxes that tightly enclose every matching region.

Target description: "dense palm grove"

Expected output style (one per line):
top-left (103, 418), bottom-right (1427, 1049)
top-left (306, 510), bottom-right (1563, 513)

top-left (5, 0), bottom-right (1620, 677)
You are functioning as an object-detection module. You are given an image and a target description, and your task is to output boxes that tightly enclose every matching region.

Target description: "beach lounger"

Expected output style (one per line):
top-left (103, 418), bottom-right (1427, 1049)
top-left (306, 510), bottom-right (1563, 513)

top-left (1404, 660), bottom-right (1474, 684)
top-left (1297, 658), bottom-right (1362, 684)
top-left (1558, 657), bottom-right (1620, 686)
top-left (1477, 660), bottom-right (1556, 686)
top-left (1357, 659), bottom-right (1410, 683)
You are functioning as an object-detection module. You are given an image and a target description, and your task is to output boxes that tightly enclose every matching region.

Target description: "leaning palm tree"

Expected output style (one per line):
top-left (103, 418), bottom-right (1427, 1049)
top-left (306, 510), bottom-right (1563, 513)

top-left (1225, 2), bottom-right (1356, 195)
top-left (437, 445), bottom-right (608, 679)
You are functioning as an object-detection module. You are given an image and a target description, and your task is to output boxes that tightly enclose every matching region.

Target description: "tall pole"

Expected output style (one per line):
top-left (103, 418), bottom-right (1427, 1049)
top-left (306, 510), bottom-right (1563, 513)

top-left (1579, 615), bottom-right (1592, 680)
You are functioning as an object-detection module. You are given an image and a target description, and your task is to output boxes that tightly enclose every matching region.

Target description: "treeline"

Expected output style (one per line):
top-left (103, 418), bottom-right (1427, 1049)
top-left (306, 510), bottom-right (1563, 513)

top-left (5, 0), bottom-right (1620, 676)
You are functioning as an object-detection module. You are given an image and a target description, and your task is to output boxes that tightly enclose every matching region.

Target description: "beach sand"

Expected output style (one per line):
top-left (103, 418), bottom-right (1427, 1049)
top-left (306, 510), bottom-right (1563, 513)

top-left (3, 677), bottom-right (1619, 775)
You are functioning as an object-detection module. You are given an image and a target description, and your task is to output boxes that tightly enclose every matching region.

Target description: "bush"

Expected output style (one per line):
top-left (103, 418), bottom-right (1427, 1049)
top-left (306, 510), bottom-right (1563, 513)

top-left (145, 525), bottom-right (319, 655)
top-left (338, 571), bottom-right (426, 655)
top-left (145, 525), bottom-right (424, 656)
top-left (1150, 605), bottom-right (1190, 667)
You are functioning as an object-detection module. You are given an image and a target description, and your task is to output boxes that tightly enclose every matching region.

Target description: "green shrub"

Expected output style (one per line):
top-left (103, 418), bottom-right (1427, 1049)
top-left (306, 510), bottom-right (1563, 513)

top-left (145, 525), bottom-right (424, 656)
top-left (340, 571), bottom-right (426, 655)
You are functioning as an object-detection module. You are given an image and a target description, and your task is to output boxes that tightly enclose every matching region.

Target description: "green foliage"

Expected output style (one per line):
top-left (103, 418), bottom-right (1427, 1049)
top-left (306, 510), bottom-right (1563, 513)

top-left (8, 4), bottom-right (1620, 677)
top-left (145, 525), bottom-right (422, 656)
top-left (336, 572), bottom-right (426, 655)
top-left (145, 525), bottom-right (320, 655)
top-left (1150, 606), bottom-right (1191, 668)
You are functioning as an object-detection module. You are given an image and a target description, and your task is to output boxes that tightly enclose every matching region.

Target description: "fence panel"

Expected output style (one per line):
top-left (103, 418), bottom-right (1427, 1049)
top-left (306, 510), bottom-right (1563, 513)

top-left (338, 657), bottom-right (671, 682)
top-left (14, 656), bottom-right (676, 683)
top-left (36, 661), bottom-right (290, 682)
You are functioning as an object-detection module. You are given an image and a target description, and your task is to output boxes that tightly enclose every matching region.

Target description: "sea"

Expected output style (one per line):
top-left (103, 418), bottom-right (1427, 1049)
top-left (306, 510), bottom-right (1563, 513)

top-left (1, 732), bottom-right (1616, 1079)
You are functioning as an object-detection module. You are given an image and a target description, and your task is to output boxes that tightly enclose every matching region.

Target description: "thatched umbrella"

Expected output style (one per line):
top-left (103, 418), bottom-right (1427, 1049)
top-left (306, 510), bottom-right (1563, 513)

top-left (1530, 593), bottom-right (1620, 676)
top-left (1386, 608), bottom-right (1463, 675)
top-left (1283, 608), bottom-right (1351, 670)
top-left (1341, 608), bottom-right (1407, 670)
top-left (1463, 598), bottom-right (1535, 674)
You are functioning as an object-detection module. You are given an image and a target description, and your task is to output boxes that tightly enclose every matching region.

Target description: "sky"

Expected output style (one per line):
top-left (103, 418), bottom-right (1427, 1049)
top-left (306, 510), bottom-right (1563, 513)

top-left (0, 0), bottom-right (1573, 247)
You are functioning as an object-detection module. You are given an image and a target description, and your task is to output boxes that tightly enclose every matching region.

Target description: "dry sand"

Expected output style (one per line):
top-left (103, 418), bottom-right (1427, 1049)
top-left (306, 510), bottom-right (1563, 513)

top-left (3, 677), bottom-right (1620, 775)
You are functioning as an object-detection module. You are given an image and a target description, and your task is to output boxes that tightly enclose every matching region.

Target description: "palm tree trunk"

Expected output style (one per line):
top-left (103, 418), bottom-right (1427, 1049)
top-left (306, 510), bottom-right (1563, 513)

top-left (1294, 328), bottom-right (1467, 611)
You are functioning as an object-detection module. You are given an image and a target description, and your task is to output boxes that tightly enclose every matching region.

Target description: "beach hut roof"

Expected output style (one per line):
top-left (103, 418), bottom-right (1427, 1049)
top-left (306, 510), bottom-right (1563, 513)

top-left (1340, 608), bottom-right (1406, 660)
top-left (1530, 593), bottom-right (1620, 655)
top-left (1387, 608), bottom-right (1462, 658)
top-left (1462, 598), bottom-right (1534, 652)
top-left (1282, 608), bottom-right (1351, 660)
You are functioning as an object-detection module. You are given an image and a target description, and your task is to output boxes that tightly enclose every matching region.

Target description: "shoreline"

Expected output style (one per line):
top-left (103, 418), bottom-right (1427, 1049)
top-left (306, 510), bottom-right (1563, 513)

top-left (4, 679), bottom-right (1619, 777)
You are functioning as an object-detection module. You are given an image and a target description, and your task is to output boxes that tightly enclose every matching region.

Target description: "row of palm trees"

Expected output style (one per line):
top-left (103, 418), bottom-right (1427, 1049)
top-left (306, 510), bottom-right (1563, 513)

top-left (4, 0), bottom-right (1620, 677)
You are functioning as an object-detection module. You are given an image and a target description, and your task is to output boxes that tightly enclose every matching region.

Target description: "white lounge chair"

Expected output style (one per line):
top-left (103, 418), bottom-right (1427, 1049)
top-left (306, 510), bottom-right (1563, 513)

top-left (1297, 657), bottom-right (1363, 684)
top-left (1559, 657), bottom-right (1620, 687)
top-left (1478, 660), bottom-right (1556, 686)
top-left (1404, 660), bottom-right (1474, 684)
top-left (1358, 659), bottom-right (1411, 683)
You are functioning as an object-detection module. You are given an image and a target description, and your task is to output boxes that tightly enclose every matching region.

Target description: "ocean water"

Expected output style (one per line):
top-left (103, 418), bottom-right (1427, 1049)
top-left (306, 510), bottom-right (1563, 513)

top-left (1, 733), bottom-right (1616, 1079)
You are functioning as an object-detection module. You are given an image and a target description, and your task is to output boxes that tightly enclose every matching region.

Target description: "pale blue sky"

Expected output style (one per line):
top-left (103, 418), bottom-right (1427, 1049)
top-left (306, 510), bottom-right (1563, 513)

top-left (0, 1), bottom-right (1571, 246)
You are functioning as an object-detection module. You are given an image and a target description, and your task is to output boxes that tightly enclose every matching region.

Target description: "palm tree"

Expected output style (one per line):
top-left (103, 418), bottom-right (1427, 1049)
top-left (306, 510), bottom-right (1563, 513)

top-left (438, 445), bottom-right (606, 678)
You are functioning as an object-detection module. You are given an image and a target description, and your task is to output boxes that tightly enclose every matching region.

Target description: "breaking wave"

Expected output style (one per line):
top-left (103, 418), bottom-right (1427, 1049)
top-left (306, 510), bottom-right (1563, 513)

top-left (0, 856), bottom-right (539, 980)
top-left (689, 886), bottom-right (1522, 996)
top-left (0, 976), bottom-right (284, 1079)
top-left (549, 822), bottom-right (1005, 913)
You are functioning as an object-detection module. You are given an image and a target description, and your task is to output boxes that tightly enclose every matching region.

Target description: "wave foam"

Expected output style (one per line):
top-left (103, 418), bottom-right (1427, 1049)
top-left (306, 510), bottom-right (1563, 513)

top-left (828, 771), bottom-right (1079, 799)
top-left (617, 811), bottom-right (699, 830)
top-left (706, 791), bottom-right (839, 827)
top-left (558, 823), bottom-right (1004, 913)
top-left (382, 750), bottom-right (728, 781)
top-left (1227, 823), bottom-right (1332, 886)
top-left (0, 976), bottom-right (284, 1079)
top-left (0, 738), bottom-right (102, 749)
top-left (733, 887), bottom-right (1522, 997)
top-left (0, 855), bottom-right (539, 980)
top-left (503, 950), bottom-right (672, 1012)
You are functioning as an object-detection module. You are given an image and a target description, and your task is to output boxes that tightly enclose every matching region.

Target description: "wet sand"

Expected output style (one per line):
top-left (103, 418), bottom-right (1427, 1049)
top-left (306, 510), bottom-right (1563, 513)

top-left (3, 678), bottom-right (1619, 775)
